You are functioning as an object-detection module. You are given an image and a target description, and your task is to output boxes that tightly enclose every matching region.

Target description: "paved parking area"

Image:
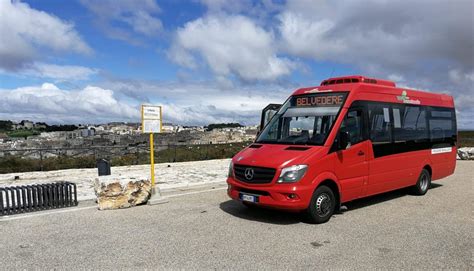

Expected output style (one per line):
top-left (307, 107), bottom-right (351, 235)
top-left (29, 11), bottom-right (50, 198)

top-left (0, 161), bottom-right (472, 269)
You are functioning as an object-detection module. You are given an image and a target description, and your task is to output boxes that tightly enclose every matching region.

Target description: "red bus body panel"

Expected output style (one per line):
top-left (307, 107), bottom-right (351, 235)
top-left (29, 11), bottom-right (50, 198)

top-left (227, 76), bottom-right (457, 211)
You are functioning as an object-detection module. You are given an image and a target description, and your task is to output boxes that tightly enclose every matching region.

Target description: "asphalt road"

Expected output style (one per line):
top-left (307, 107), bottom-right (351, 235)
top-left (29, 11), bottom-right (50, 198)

top-left (1, 161), bottom-right (473, 269)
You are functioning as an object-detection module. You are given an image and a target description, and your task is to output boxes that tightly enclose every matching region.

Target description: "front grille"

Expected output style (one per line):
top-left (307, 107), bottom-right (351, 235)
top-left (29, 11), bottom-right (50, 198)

top-left (233, 164), bottom-right (276, 184)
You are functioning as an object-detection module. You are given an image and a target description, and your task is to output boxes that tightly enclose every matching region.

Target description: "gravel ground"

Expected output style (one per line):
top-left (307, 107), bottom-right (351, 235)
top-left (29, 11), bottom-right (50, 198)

top-left (0, 161), bottom-right (472, 269)
top-left (0, 159), bottom-right (231, 200)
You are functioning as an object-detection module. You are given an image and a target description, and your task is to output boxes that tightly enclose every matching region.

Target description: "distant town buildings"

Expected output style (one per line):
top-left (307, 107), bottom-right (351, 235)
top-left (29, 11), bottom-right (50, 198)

top-left (12, 120), bottom-right (34, 130)
top-left (0, 120), bottom-right (259, 158)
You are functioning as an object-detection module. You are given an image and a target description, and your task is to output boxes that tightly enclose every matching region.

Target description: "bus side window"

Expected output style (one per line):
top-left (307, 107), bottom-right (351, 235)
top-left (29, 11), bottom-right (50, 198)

top-left (393, 105), bottom-right (428, 142)
top-left (340, 108), bottom-right (364, 145)
top-left (369, 104), bottom-right (392, 143)
top-left (428, 107), bottom-right (456, 145)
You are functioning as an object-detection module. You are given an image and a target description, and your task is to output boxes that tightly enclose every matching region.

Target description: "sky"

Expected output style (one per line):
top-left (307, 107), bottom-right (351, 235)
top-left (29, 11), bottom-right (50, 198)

top-left (0, 0), bottom-right (473, 128)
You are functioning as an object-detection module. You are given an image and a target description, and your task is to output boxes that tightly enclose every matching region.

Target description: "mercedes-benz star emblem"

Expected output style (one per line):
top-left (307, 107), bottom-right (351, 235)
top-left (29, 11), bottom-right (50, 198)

top-left (244, 168), bottom-right (254, 180)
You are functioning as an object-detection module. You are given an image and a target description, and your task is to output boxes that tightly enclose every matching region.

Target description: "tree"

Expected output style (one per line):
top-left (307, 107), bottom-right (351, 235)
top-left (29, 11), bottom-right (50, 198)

top-left (0, 120), bottom-right (13, 131)
top-left (206, 123), bottom-right (242, 131)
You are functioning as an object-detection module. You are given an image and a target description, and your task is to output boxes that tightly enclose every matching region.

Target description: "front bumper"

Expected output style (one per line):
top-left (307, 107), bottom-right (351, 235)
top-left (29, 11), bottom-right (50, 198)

top-left (226, 177), bottom-right (313, 211)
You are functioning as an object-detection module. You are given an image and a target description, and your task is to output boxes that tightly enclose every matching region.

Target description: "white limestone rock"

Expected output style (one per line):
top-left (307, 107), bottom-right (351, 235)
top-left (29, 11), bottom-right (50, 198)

top-left (94, 176), bottom-right (152, 210)
top-left (457, 147), bottom-right (474, 160)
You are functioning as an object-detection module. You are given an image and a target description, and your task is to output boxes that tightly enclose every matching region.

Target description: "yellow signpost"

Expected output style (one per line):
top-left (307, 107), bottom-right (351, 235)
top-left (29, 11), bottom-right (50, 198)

top-left (141, 105), bottom-right (162, 193)
top-left (150, 133), bottom-right (155, 187)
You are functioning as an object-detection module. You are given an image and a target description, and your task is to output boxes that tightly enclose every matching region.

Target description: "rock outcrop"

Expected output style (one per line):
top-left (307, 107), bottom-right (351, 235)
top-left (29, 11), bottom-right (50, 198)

top-left (94, 176), bottom-right (152, 210)
top-left (457, 147), bottom-right (474, 160)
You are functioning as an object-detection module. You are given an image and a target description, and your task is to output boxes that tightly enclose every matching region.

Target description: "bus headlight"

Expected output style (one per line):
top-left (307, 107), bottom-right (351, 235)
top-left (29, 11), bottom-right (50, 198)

top-left (277, 165), bottom-right (308, 183)
top-left (228, 161), bottom-right (234, 178)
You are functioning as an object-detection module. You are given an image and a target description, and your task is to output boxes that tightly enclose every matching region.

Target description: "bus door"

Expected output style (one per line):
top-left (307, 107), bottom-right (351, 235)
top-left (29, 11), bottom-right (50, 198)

top-left (367, 103), bottom-right (410, 195)
top-left (333, 105), bottom-right (369, 202)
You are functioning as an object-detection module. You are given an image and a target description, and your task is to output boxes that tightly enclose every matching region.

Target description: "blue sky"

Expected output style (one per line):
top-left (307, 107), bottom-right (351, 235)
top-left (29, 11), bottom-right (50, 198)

top-left (0, 0), bottom-right (472, 128)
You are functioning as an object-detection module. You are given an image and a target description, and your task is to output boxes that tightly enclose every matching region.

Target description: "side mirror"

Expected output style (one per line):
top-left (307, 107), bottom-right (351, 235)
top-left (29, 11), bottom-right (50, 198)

top-left (338, 131), bottom-right (350, 150)
top-left (260, 104), bottom-right (282, 132)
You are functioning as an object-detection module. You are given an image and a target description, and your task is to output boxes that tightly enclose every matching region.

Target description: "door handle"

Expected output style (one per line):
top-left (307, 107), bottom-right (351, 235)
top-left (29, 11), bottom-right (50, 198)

top-left (357, 150), bottom-right (365, 156)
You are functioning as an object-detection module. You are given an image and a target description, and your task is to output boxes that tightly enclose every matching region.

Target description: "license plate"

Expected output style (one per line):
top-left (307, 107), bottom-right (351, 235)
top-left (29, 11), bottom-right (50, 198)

top-left (240, 193), bottom-right (258, 203)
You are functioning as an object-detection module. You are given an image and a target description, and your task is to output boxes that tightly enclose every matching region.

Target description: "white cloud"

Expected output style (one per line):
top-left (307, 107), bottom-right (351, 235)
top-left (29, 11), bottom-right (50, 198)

top-left (0, 0), bottom-right (92, 71)
top-left (168, 45), bottom-right (198, 69)
top-left (197, 0), bottom-right (252, 13)
top-left (279, 12), bottom-right (340, 59)
top-left (98, 79), bottom-right (293, 125)
top-left (0, 83), bottom-right (138, 124)
top-left (448, 69), bottom-right (474, 84)
top-left (280, 0), bottom-right (473, 68)
top-left (17, 63), bottom-right (98, 81)
top-left (0, 80), bottom-right (293, 125)
top-left (80, 0), bottom-right (162, 43)
top-left (170, 15), bottom-right (294, 82)
top-left (277, 0), bottom-right (474, 129)
top-left (387, 74), bottom-right (405, 83)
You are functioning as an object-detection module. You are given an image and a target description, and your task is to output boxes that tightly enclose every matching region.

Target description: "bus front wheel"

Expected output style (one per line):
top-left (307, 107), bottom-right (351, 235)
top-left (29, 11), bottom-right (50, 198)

top-left (305, 185), bottom-right (336, 224)
top-left (412, 168), bottom-right (431, 195)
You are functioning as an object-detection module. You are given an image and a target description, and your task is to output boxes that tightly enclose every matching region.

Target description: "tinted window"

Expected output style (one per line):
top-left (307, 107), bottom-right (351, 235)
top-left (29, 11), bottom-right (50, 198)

top-left (431, 111), bottom-right (452, 118)
top-left (393, 105), bottom-right (428, 142)
top-left (361, 101), bottom-right (455, 158)
top-left (429, 119), bottom-right (451, 138)
top-left (393, 108), bottom-right (401, 128)
top-left (429, 107), bottom-right (456, 141)
top-left (340, 109), bottom-right (364, 145)
top-left (369, 104), bottom-right (391, 143)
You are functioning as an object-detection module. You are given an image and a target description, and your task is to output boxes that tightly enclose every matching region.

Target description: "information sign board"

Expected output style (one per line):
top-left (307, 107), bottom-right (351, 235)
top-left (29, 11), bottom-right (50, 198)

top-left (141, 105), bottom-right (162, 133)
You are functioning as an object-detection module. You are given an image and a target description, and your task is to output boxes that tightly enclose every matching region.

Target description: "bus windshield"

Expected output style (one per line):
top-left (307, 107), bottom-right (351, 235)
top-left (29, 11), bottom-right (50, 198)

top-left (256, 92), bottom-right (347, 145)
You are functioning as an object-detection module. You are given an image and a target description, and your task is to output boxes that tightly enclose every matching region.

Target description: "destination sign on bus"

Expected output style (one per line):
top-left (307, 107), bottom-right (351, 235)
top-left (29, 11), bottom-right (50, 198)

top-left (295, 94), bottom-right (345, 107)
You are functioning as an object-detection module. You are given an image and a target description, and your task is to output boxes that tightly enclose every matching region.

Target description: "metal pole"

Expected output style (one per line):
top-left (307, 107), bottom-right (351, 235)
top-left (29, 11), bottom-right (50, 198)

top-left (150, 133), bottom-right (155, 192)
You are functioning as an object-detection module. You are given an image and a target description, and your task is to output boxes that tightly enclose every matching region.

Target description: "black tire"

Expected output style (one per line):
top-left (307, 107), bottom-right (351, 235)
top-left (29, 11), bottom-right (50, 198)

top-left (305, 185), bottom-right (336, 224)
top-left (412, 168), bottom-right (431, 195)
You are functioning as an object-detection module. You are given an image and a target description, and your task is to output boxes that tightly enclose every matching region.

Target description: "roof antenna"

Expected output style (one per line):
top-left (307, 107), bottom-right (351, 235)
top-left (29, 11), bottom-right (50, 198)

top-left (329, 67), bottom-right (335, 78)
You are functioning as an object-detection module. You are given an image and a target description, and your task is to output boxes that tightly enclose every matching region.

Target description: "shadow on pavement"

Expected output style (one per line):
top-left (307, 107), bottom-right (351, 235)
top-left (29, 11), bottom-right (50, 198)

top-left (219, 200), bottom-right (303, 225)
top-left (342, 183), bottom-right (443, 212)
top-left (220, 183), bottom-right (443, 224)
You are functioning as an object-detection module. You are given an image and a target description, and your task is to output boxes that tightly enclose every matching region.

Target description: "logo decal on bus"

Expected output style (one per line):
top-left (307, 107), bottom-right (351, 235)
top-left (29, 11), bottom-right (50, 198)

top-left (397, 90), bottom-right (421, 105)
top-left (431, 147), bottom-right (452, 154)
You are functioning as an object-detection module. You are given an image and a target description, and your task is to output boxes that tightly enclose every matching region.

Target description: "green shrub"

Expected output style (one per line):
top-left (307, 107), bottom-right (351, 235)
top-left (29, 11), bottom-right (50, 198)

top-left (459, 131), bottom-right (474, 147)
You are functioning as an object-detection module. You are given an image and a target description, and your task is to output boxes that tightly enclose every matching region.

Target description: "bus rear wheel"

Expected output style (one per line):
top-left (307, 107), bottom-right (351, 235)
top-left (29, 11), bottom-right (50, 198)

top-left (305, 185), bottom-right (335, 224)
top-left (412, 168), bottom-right (431, 195)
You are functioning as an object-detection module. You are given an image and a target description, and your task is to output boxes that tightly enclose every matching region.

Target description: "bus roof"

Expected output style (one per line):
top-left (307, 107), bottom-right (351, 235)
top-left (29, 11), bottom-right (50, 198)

top-left (291, 75), bottom-right (454, 108)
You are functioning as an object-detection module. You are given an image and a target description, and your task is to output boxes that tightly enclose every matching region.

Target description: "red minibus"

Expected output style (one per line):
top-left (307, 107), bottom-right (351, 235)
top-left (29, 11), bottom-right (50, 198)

top-left (227, 75), bottom-right (457, 223)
